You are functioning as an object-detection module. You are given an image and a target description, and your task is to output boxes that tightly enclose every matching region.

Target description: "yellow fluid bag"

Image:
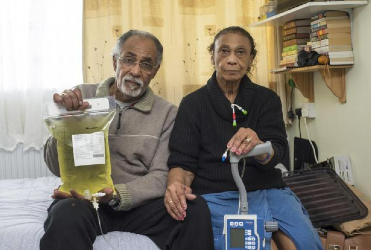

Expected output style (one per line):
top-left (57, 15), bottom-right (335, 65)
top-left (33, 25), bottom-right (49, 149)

top-left (44, 97), bottom-right (116, 194)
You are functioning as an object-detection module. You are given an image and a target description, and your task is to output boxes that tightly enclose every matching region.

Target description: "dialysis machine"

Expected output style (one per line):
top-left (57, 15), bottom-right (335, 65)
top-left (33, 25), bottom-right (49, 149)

top-left (224, 141), bottom-right (278, 250)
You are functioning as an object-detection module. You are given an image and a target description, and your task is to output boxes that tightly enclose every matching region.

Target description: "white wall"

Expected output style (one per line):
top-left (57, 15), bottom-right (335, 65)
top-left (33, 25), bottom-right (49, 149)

top-left (286, 4), bottom-right (371, 198)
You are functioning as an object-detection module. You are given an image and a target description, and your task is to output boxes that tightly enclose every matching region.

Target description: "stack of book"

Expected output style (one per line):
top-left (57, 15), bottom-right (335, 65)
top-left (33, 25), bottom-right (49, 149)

top-left (280, 19), bottom-right (311, 67)
top-left (310, 10), bottom-right (353, 65)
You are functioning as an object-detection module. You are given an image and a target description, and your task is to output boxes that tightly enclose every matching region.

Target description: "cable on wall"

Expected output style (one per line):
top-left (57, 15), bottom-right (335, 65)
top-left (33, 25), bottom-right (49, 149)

top-left (303, 117), bottom-right (318, 164)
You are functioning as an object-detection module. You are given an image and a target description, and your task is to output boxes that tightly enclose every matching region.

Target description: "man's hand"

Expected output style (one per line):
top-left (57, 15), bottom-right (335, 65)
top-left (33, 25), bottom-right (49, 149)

top-left (96, 187), bottom-right (115, 204)
top-left (52, 189), bottom-right (85, 200)
top-left (53, 88), bottom-right (89, 111)
top-left (52, 187), bottom-right (115, 204)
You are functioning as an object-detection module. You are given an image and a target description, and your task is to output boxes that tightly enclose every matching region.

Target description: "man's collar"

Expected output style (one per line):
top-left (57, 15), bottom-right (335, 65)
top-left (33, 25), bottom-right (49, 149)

top-left (96, 77), bottom-right (154, 112)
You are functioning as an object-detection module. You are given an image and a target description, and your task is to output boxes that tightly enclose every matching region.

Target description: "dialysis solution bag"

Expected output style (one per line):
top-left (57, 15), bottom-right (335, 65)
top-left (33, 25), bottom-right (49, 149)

top-left (44, 97), bottom-right (116, 194)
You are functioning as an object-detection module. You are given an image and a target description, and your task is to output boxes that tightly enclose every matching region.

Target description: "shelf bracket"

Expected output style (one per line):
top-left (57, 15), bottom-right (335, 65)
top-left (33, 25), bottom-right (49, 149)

top-left (291, 72), bottom-right (314, 102)
top-left (318, 68), bottom-right (346, 103)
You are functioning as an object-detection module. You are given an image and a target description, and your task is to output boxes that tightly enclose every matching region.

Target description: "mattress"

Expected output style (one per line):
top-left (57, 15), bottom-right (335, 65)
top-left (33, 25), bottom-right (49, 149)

top-left (0, 176), bottom-right (159, 250)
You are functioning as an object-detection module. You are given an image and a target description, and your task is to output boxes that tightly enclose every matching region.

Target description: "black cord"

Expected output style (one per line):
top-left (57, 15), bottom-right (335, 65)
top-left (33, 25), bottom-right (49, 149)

top-left (287, 86), bottom-right (295, 119)
top-left (298, 116), bottom-right (304, 169)
top-left (288, 77), bottom-right (296, 116)
top-left (290, 86), bottom-right (294, 110)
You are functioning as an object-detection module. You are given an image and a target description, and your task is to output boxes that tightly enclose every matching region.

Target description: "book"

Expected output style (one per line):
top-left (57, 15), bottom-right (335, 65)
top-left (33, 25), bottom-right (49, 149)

top-left (311, 17), bottom-right (350, 30)
top-left (311, 10), bottom-right (349, 21)
top-left (283, 26), bottom-right (311, 36)
top-left (283, 44), bottom-right (299, 53)
top-left (330, 57), bottom-right (354, 65)
top-left (310, 33), bottom-right (351, 42)
top-left (320, 37), bottom-right (352, 46)
top-left (283, 33), bottom-right (310, 41)
top-left (314, 45), bottom-right (353, 54)
top-left (311, 41), bottom-right (322, 49)
top-left (324, 33), bottom-right (351, 39)
top-left (310, 36), bottom-right (319, 43)
top-left (281, 55), bottom-right (298, 62)
top-left (331, 57), bottom-right (354, 62)
top-left (311, 15), bottom-right (349, 26)
top-left (279, 61), bottom-right (297, 67)
top-left (283, 38), bottom-right (310, 47)
top-left (330, 62), bottom-right (354, 66)
top-left (280, 54), bottom-right (297, 67)
top-left (312, 19), bottom-right (351, 32)
top-left (282, 49), bottom-right (302, 57)
top-left (310, 27), bottom-right (351, 37)
top-left (330, 61), bottom-right (354, 65)
top-left (283, 19), bottom-right (311, 30)
top-left (271, 66), bottom-right (300, 73)
top-left (328, 51), bottom-right (354, 58)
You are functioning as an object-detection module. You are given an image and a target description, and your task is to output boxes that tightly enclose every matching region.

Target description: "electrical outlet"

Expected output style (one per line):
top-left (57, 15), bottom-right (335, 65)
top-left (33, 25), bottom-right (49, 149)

top-left (330, 156), bottom-right (354, 185)
top-left (301, 107), bottom-right (309, 118)
top-left (301, 103), bottom-right (316, 118)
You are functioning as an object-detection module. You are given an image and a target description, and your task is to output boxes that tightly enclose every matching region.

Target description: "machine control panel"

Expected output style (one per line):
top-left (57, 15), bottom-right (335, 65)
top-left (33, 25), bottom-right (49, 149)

top-left (224, 214), bottom-right (261, 250)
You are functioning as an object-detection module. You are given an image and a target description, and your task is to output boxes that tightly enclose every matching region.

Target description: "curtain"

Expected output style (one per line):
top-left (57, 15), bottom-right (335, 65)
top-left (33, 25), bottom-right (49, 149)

top-left (0, 0), bottom-right (83, 151)
top-left (83, 0), bottom-right (280, 106)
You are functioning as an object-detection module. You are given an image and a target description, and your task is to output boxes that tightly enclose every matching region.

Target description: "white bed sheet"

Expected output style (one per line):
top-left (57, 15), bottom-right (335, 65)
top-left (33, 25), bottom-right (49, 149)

top-left (0, 177), bottom-right (159, 250)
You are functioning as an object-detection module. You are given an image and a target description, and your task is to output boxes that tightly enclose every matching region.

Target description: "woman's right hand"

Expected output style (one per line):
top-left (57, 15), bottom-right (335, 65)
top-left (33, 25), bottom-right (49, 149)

top-left (53, 87), bottom-right (89, 111)
top-left (165, 181), bottom-right (196, 221)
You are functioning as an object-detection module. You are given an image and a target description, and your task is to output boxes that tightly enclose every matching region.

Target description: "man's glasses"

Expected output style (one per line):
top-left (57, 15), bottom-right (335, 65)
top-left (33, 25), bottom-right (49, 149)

top-left (117, 56), bottom-right (156, 72)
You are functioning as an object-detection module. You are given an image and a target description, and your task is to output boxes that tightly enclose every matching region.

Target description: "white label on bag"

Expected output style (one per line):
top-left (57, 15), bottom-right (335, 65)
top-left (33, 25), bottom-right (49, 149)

top-left (72, 132), bottom-right (105, 166)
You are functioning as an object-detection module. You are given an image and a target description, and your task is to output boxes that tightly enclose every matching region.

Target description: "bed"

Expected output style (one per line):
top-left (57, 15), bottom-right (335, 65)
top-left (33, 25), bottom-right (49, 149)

top-left (0, 176), bottom-right (159, 250)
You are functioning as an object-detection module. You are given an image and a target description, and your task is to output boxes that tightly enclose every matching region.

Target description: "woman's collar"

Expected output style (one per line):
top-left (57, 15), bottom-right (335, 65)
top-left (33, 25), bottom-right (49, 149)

top-left (207, 71), bottom-right (257, 123)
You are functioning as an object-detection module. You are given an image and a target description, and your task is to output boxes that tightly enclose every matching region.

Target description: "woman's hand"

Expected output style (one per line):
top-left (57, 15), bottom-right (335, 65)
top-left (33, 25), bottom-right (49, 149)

top-left (227, 128), bottom-right (273, 163)
top-left (165, 182), bottom-right (196, 221)
top-left (227, 127), bottom-right (263, 155)
top-left (165, 168), bottom-right (196, 221)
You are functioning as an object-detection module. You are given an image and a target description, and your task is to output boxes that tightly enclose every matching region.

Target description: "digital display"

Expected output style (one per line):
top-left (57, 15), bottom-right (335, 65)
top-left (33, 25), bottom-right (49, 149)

top-left (230, 228), bottom-right (245, 248)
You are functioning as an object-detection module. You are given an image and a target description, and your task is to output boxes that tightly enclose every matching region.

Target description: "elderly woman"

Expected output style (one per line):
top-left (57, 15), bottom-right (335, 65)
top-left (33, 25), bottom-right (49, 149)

top-left (165, 26), bottom-right (323, 250)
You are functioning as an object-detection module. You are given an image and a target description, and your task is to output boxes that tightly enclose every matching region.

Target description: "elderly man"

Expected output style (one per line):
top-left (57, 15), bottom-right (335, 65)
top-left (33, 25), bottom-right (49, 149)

top-left (40, 30), bottom-right (214, 250)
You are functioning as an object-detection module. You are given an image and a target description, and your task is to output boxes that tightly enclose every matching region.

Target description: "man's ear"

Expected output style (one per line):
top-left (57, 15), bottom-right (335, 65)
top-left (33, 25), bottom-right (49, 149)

top-left (151, 65), bottom-right (160, 80)
top-left (113, 56), bottom-right (117, 71)
top-left (211, 55), bottom-right (215, 65)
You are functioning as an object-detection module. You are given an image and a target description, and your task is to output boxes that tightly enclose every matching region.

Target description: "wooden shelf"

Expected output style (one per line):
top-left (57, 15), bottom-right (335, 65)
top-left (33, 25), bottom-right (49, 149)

top-left (274, 65), bottom-right (352, 74)
top-left (251, 1), bottom-right (367, 103)
top-left (274, 65), bottom-right (352, 103)
top-left (250, 1), bottom-right (368, 27)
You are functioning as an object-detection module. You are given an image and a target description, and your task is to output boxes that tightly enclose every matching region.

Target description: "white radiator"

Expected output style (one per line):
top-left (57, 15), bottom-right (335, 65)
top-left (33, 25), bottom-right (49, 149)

top-left (0, 144), bottom-right (53, 179)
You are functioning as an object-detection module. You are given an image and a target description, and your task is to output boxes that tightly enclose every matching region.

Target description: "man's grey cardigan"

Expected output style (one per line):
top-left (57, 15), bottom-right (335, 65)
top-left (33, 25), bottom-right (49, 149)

top-left (44, 77), bottom-right (178, 211)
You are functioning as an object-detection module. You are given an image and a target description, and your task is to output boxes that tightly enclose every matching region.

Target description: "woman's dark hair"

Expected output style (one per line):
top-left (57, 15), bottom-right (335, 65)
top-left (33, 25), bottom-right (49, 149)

top-left (208, 26), bottom-right (257, 73)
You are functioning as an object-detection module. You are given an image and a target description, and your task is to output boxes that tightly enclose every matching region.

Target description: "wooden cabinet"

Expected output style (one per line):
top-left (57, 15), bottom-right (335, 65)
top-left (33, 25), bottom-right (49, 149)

top-left (249, 1), bottom-right (368, 103)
